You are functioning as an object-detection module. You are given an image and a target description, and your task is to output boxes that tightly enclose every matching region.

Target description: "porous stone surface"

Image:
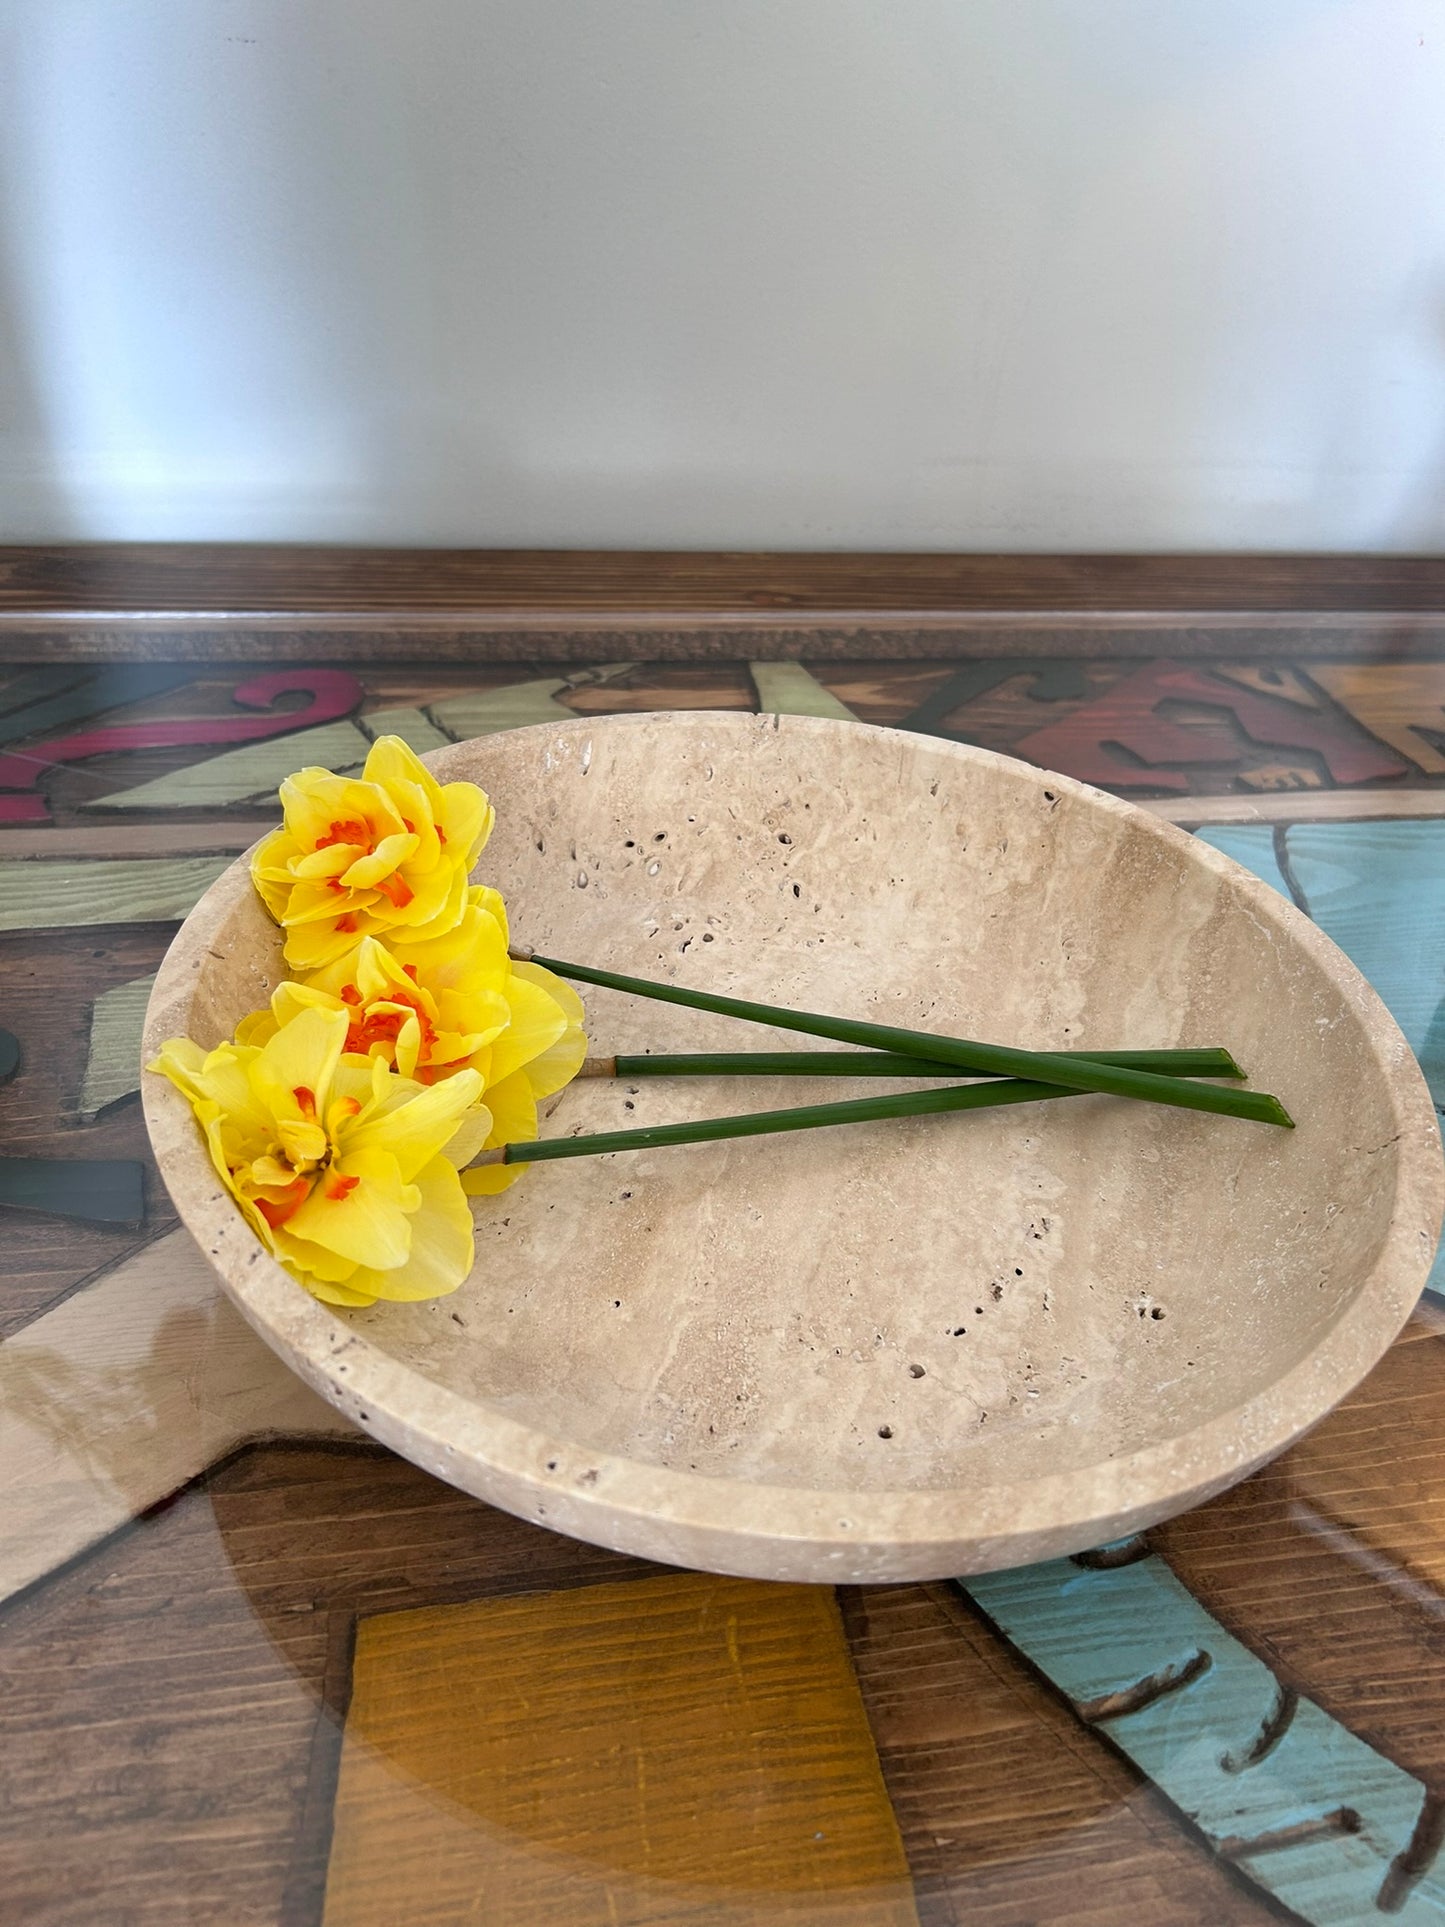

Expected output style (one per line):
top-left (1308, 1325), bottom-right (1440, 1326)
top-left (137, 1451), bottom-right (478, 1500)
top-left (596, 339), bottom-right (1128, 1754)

top-left (144, 713), bottom-right (1444, 1581)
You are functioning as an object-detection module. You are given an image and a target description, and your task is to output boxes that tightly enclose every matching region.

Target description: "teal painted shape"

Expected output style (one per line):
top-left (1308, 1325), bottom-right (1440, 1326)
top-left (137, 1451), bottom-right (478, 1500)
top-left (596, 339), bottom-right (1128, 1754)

top-left (1200, 818), bottom-right (1445, 1300)
top-left (965, 1555), bottom-right (1445, 1924)
top-left (1195, 825), bottom-right (1295, 904)
top-left (1282, 823), bottom-right (1445, 1100)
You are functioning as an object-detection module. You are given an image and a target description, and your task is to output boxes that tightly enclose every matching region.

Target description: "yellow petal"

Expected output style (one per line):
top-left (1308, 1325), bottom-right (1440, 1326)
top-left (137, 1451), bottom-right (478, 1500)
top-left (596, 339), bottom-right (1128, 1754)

top-left (488, 974), bottom-right (568, 1085)
top-left (461, 1158), bottom-right (527, 1197)
top-left (512, 958), bottom-right (586, 1027)
top-left (468, 885), bottom-right (509, 947)
top-left (346, 1155), bottom-right (475, 1300)
top-left (362, 734), bottom-right (442, 807)
top-left (481, 1068), bottom-right (537, 1148)
top-left (339, 1067), bottom-right (487, 1182)
top-left (252, 1005), bottom-right (348, 1125)
top-left (438, 780), bottom-right (494, 863)
top-left (521, 1022), bottom-right (589, 1101)
top-left (285, 1147), bottom-right (419, 1270)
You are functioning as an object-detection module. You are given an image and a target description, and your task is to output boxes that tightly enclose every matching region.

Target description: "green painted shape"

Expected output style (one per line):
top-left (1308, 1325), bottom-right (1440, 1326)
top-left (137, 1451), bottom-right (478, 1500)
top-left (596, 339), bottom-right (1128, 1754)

top-left (430, 680), bottom-right (576, 737)
top-left (79, 973), bottom-right (156, 1119)
top-left (0, 855), bottom-right (232, 931)
top-left (83, 719), bottom-right (371, 811)
top-left (358, 706), bottom-right (454, 754)
top-left (965, 1556), bottom-right (1444, 1925)
top-left (750, 661), bottom-right (859, 722)
top-left (82, 705), bottom-right (451, 812)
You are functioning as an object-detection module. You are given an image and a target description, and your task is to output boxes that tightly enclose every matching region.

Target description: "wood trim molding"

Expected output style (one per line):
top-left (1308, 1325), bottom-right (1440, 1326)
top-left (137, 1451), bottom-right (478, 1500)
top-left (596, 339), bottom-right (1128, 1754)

top-left (2, 545), bottom-right (1443, 660)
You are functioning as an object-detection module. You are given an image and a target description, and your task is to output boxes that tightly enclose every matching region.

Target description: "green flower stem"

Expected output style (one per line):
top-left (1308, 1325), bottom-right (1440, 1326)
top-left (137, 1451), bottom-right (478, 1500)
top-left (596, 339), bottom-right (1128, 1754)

top-left (593, 1046), bottom-right (1243, 1081)
top-left (515, 950), bottom-right (1291, 1129)
top-left (480, 1077), bottom-right (1080, 1166)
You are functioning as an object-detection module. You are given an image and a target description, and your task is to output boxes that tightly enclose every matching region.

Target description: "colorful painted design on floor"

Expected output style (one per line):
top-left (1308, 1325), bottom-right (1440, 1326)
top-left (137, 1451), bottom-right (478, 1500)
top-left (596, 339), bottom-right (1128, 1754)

top-left (5, 650), bottom-right (1445, 1925)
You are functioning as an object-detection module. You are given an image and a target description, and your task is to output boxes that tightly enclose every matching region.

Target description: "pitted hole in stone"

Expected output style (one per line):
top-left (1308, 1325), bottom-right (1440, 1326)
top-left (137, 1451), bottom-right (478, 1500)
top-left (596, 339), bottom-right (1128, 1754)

top-left (792, 882), bottom-right (802, 898)
top-left (546, 1459), bottom-right (558, 1472)
top-left (908, 1364), bottom-right (926, 1378)
top-left (1151, 1306), bottom-right (1167, 1320)
top-left (877, 1426), bottom-right (894, 1439)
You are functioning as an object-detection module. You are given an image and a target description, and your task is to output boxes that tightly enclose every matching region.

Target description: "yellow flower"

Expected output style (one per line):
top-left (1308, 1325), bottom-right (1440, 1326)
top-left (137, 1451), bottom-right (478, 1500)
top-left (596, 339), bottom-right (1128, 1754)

top-left (237, 889), bottom-right (588, 1195)
top-left (251, 735), bottom-right (493, 971)
top-left (149, 1005), bottom-right (492, 1306)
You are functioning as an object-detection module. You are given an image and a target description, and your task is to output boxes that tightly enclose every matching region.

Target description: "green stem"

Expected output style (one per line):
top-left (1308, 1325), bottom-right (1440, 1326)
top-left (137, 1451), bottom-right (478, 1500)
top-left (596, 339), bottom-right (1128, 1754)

top-left (490, 1077), bottom-right (1078, 1165)
top-left (519, 951), bottom-right (1291, 1129)
top-left (608, 1046), bottom-right (1244, 1081)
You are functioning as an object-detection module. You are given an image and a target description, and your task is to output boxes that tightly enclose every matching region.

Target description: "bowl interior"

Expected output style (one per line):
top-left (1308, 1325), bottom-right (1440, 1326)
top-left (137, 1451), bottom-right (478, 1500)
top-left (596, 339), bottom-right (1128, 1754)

top-left (155, 713), bottom-right (1432, 1506)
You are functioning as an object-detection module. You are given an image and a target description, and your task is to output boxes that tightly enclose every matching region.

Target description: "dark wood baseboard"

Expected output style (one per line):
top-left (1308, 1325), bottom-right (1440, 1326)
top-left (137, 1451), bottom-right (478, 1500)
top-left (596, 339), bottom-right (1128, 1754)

top-left (2, 545), bottom-right (1443, 660)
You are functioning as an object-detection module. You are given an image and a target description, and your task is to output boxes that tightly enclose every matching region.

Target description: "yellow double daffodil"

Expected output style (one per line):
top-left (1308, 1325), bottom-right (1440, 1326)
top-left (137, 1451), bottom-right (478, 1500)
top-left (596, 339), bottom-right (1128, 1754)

top-left (251, 735), bottom-right (494, 971)
top-left (150, 1005), bottom-right (492, 1306)
top-left (238, 889), bottom-right (587, 1194)
top-left (157, 741), bottom-right (590, 1303)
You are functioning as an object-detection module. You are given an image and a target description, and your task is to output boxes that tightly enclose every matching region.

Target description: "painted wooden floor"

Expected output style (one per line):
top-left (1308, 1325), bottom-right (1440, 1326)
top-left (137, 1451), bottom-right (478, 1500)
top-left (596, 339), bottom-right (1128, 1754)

top-left (6, 651), bottom-right (1445, 1925)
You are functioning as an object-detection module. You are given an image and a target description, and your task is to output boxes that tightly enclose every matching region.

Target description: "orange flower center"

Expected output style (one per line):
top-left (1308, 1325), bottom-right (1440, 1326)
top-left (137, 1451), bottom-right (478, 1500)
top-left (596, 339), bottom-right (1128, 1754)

top-left (344, 990), bottom-right (438, 1061)
top-left (315, 817), bottom-right (372, 852)
top-left (255, 1175), bottom-right (311, 1228)
top-left (375, 871), bottom-right (415, 910)
top-left (324, 1173), bottom-right (360, 1202)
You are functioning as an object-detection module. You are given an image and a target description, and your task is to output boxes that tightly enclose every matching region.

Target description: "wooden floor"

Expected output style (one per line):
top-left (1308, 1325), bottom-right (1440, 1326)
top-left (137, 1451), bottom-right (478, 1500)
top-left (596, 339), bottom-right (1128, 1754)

top-left (4, 636), bottom-right (1445, 1925)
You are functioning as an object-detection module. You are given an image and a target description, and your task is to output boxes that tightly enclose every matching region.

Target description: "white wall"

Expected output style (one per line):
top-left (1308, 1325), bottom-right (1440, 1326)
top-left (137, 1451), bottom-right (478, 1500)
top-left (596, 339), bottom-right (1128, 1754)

top-left (2, 1), bottom-right (1444, 550)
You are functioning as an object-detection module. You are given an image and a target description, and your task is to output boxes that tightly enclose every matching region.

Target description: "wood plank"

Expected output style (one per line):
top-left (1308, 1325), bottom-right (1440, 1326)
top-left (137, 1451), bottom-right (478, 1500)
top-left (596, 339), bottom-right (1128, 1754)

top-left (324, 1574), bottom-right (917, 1927)
top-left (0, 1157), bottom-right (143, 1225)
top-left (0, 1442), bottom-right (664, 1927)
top-left (1309, 664), bottom-right (1445, 776)
top-left (965, 1552), bottom-right (1441, 1925)
top-left (7, 548), bottom-right (1445, 660)
top-left (839, 1582), bottom-right (1280, 1926)
top-left (1149, 791), bottom-right (1445, 826)
top-left (1280, 822), bottom-right (1445, 1087)
top-left (78, 972), bottom-right (154, 1119)
top-left (429, 677), bottom-right (581, 736)
top-left (0, 822), bottom-right (255, 858)
top-left (429, 664), bottom-right (638, 738)
top-left (4, 546), bottom-right (1444, 615)
top-left (749, 661), bottom-right (860, 721)
top-left (1153, 1339), bottom-right (1445, 1792)
top-left (83, 719), bottom-right (371, 810)
top-left (81, 688), bottom-right (447, 813)
top-left (356, 703), bottom-right (453, 753)
top-left (0, 853), bottom-right (231, 929)
top-left (0, 664), bottom-right (196, 747)
top-left (0, 1226), bottom-right (349, 1606)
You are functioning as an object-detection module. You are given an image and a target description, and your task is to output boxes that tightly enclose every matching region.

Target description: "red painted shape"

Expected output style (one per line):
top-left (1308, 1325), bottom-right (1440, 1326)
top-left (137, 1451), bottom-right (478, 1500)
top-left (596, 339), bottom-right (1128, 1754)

top-left (1013, 660), bottom-right (1410, 793)
top-left (0, 793), bottom-right (51, 823)
top-left (0, 669), bottom-right (364, 789)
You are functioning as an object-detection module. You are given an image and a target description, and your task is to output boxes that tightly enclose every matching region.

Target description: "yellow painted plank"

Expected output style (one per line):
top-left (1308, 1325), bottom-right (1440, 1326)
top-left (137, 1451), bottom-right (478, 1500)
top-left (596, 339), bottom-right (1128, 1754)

top-left (1309, 662), bottom-right (1445, 776)
top-left (0, 855), bottom-right (233, 930)
top-left (323, 1572), bottom-right (918, 1927)
top-left (750, 662), bottom-right (859, 722)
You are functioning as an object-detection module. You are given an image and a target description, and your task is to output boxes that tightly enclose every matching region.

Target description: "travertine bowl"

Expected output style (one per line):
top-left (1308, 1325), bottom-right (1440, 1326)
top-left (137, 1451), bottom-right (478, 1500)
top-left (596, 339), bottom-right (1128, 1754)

top-left (144, 713), bottom-right (1443, 1581)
